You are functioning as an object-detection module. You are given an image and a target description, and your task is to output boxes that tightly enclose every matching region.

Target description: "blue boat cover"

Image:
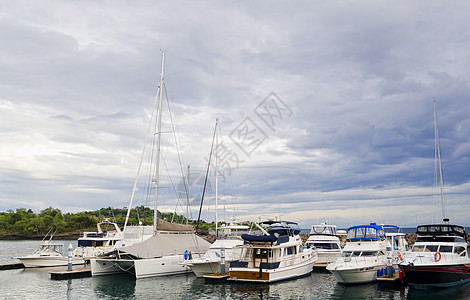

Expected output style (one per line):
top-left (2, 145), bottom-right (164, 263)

top-left (241, 234), bottom-right (278, 243)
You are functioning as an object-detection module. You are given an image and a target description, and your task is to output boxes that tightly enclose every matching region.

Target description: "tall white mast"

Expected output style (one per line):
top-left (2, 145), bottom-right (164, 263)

top-left (153, 51), bottom-right (165, 234)
top-left (434, 100), bottom-right (446, 221)
top-left (215, 118), bottom-right (219, 237)
top-left (186, 164), bottom-right (190, 226)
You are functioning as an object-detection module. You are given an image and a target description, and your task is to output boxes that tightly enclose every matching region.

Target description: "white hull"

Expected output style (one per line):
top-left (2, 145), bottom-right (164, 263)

top-left (91, 258), bottom-right (135, 276)
top-left (19, 256), bottom-right (85, 268)
top-left (316, 252), bottom-right (342, 265)
top-left (134, 255), bottom-right (190, 279)
top-left (230, 256), bottom-right (316, 283)
top-left (91, 255), bottom-right (193, 278)
top-left (329, 266), bottom-right (381, 284)
top-left (188, 261), bottom-right (229, 277)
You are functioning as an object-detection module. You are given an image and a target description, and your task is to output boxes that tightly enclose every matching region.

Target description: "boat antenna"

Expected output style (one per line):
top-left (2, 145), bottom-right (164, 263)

top-left (195, 119), bottom-right (218, 234)
top-left (434, 100), bottom-right (446, 221)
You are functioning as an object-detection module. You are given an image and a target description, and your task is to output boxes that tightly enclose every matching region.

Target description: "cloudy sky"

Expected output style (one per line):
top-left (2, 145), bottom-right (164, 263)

top-left (2, 1), bottom-right (470, 228)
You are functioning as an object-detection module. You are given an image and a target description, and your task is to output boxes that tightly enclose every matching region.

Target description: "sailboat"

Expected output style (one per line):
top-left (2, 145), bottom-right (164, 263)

top-left (90, 51), bottom-right (210, 279)
top-left (399, 101), bottom-right (470, 288)
top-left (184, 119), bottom-right (249, 277)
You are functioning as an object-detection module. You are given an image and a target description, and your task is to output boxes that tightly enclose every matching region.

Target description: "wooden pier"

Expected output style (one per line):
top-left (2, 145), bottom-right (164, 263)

top-left (50, 268), bottom-right (92, 280)
top-left (0, 262), bottom-right (24, 270)
top-left (377, 271), bottom-right (404, 286)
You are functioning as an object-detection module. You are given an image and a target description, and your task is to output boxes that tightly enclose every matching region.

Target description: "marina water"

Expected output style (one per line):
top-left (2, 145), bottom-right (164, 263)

top-left (2, 240), bottom-right (470, 299)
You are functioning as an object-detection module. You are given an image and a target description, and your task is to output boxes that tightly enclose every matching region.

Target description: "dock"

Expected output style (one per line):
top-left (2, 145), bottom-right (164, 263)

top-left (377, 271), bottom-right (404, 286)
top-left (50, 268), bottom-right (92, 280)
top-left (203, 273), bottom-right (230, 283)
top-left (0, 262), bottom-right (25, 270)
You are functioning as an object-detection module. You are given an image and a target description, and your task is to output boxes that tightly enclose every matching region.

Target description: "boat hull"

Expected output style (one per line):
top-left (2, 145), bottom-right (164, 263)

top-left (401, 264), bottom-right (470, 288)
top-left (328, 266), bottom-right (381, 284)
top-left (229, 258), bottom-right (315, 283)
top-left (91, 258), bottom-right (135, 276)
top-left (19, 256), bottom-right (85, 268)
top-left (188, 261), bottom-right (225, 277)
top-left (134, 255), bottom-right (191, 279)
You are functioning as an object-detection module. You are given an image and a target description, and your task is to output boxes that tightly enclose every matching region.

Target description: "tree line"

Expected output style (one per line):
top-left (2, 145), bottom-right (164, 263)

top-left (0, 206), bottom-right (211, 237)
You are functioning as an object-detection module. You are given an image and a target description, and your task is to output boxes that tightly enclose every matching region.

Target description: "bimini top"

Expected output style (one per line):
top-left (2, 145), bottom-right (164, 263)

top-left (416, 224), bottom-right (467, 240)
top-left (309, 223), bottom-right (337, 236)
top-left (346, 223), bottom-right (385, 241)
top-left (241, 220), bottom-right (300, 244)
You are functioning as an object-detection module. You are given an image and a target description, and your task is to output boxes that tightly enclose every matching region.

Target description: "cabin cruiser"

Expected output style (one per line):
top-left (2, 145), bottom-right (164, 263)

top-left (326, 223), bottom-right (390, 284)
top-left (399, 220), bottom-right (470, 288)
top-left (74, 220), bottom-right (154, 260)
top-left (73, 219), bottom-right (125, 260)
top-left (305, 223), bottom-right (342, 265)
top-left (228, 221), bottom-right (317, 283)
top-left (185, 224), bottom-right (249, 277)
top-left (18, 241), bottom-right (85, 268)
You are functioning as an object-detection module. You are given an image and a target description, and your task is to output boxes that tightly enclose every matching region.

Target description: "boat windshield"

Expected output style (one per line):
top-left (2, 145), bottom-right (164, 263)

top-left (310, 224), bottom-right (337, 236)
top-left (309, 242), bottom-right (340, 250)
top-left (346, 223), bottom-right (384, 240)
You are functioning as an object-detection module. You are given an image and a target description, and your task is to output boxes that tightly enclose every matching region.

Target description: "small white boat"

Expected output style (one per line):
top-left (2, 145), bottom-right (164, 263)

top-left (305, 223), bottom-right (342, 265)
top-left (185, 224), bottom-right (249, 277)
top-left (18, 241), bottom-right (85, 268)
top-left (326, 223), bottom-right (389, 284)
top-left (73, 219), bottom-right (125, 260)
top-left (229, 221), bottom-right (317, 283)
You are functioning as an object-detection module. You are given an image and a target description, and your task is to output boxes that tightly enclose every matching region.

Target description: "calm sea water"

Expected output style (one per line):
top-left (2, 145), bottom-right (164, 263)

top-left (1, 240), bottom-right (470, 299)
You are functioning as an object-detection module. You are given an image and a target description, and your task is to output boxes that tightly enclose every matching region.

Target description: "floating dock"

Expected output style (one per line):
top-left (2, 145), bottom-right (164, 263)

top-left (50, 268), bottom-right (92, 280)
top-left (0, 262), bottom-right (25, 270)
top-left (203, 273), bottom-right (230, 283)
top-left (377, 271), bottom-right (404, 286)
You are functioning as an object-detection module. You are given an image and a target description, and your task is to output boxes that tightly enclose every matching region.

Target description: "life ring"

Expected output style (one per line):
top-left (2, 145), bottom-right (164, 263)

top-left (434, 251), bottom-right (441, 262)
top-left (398, 252), bottom-right (403, 261)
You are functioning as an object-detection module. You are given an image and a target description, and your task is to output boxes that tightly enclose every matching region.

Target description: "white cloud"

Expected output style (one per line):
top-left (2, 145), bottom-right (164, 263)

top-left (1, 1), bottom-right (470, 229)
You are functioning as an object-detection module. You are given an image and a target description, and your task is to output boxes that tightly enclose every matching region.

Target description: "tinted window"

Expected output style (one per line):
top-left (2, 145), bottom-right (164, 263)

top-left (439, 246), bottom-right (453, 253)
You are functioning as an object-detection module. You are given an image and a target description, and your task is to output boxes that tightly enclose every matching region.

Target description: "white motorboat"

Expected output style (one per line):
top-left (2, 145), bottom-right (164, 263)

top-left (399, 222), bottom-right (470, 288)
top-left (73, 219), bottom-right (125, 260)
top-left (18, 241), bottom-right (85, 268)
top-left (185, 224), bottom-right (249, 277)
top-left (326, 223), bottom-right (390, 284)
top-left (74, 220), bottom-right (154, 260)
top-left (229, 221), bottom-right (317, 283)
top-left (305, 223), bottom-right (342, 265)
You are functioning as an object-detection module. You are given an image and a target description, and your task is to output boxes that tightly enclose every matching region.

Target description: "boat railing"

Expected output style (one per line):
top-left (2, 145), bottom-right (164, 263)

top-left (409, 251), bottom-right (468, 264)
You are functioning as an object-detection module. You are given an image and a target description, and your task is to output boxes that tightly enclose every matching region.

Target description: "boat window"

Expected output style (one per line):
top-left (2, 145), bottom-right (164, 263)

top-left (361, 251), bottom-right (376, 257)
top-left (356, 227), bottom-right (365, 238)
top-left (412, 245), bottom-right (425, 252)
top-left (425, 245), bottom-right (438, 252)
top-left (439, 246), bottom-right (453, 253)
top-left (287, 247), bottom-right (294, 255)
top-left (351, 251), bottom-right (361, 257)
top-left (454, 246), bottom-right (466, 256)
top-left (342, 251), bottom-right (352, 257)
top-left (347, 229), bottom-right (356, 239)
top-left (254, 249), bottom-right (269, 259)
top-left (312, 243), bottom-right (340, 250)
top-left (365, 227), bottom-right (376, 238)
